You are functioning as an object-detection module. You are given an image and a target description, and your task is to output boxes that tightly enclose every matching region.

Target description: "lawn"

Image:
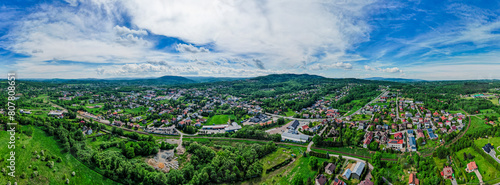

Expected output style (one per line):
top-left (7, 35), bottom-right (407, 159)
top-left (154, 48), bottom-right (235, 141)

top-left (456, 147), bottom-right (500, 183)
top-left (285, 109), bottom-right (296, 117)
top-left (278, 156), bottom-right (328, 185)
top-left (261, 148), bottom-right (294, 171)
top-left (205, 115), bottom-right (237, 125)
top-left (468, 116), bottom-right (492, 134)
top-left (352, 114), bottom-right (371, 121)
top-left (474, 137), bottom-right (500, 152)
top-left (480, 109), bottom-right (497, 114)
top-left (123, 107), bottom-right (146, 115)
top-left (490, 98), bottom-right (499, 105)
top-left (0, 127), bottom-right (119, 185)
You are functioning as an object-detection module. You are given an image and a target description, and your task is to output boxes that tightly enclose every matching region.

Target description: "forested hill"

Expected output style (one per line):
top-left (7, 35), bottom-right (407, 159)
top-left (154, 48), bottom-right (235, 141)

top-left (250, 73), bottom-right (325, 83)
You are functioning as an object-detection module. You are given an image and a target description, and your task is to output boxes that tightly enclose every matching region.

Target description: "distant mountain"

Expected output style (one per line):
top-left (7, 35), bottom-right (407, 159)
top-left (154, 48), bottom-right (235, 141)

top-left (252, 73), bottom-right (325, 83)
top-left (364, 77), bottom-right (425, 82)
top-left (184, 76), bottom-right (247, 83)
top-left (133, 75), bottom-right (196, 85)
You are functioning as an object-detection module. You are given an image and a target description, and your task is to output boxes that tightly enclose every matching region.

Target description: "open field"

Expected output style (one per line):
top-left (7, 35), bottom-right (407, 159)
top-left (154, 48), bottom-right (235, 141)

top-left (468, 116), bottom-right (492, 134)
top-left (456, 147), bottom-right (500, 183)
top-left (0, 127), bottom-right (118, 185)
top-left (205, 115), bottom-right (237, 125)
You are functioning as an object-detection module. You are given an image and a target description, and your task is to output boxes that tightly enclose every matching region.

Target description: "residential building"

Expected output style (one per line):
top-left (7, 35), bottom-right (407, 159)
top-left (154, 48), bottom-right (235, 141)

top-left (325, 163), bottom-right (336, 175)
top-left (466, 161), bottom-right (478, 173)
top-left (387, 139), bottom-right (404, 149)
top-left (332, 178), bottom-right (346, 185)
top-left (409, 173), bottom-right (419, 185)
top-left (441, 166), bottom-right (453, 179)
top-left (358, 179), bottom-right (373, 185)
top-left (315, 174), bottom-right (327, 185)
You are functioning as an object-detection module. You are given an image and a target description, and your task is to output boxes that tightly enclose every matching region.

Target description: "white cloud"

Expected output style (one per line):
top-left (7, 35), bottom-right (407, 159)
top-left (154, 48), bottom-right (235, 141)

top-left (113, 25), bottom-right (148, 36)
top-left (382, 67), bottom-right (403, 73)
top-left (116, 0), bottom-right (377, 68)
top-left (175, 43), bottom-right (210, 53)
top-left (364, 65), bottom-right (376, 71)
top-left (309, 62), bottom-right (353, 70)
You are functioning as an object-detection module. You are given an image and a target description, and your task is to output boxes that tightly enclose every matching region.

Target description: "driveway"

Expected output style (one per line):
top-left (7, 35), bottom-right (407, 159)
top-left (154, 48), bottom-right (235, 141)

top-left (474, 170), bottom-right (483, 184)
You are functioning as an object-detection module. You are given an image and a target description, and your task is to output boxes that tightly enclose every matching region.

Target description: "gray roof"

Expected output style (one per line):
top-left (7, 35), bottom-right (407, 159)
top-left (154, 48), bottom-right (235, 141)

top-left (225, 122), bottom-right (242, 131)
top-left (352, 162), bottom-right (365, 176)
top-left (289, 120), bottom-right (300, 129)
top-left (281, 132), bottom-right (310, 141)
top-left (342, 169), bottom-right (352, 179)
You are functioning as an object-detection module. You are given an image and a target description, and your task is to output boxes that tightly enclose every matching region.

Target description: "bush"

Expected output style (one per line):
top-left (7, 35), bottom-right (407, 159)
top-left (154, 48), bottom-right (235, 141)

top-left (32, 171), bottom-right (39, 178)
top-left (47, 161), bottom-right (54, 168)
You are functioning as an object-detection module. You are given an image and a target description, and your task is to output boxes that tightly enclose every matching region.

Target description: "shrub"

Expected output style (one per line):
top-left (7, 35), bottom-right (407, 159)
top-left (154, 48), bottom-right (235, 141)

top-left (32, 171), bottom-right (39, 178)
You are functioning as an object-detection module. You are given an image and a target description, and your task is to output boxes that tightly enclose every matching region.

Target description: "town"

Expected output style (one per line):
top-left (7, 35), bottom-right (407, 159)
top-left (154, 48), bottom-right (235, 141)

top-left (1, 75), bottom-right (500, 185)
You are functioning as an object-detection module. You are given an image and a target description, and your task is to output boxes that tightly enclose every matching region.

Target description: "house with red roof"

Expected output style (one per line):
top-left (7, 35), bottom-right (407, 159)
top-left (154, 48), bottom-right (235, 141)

top-left (409, 173), bottom-right (419, 185)
top-left (387, 139), bottom-right (404, 149)
top-left (302, 125), bottom-right (309, 130)
top-left (441, 166), bottom-right (453, 179)
top-left (394, 132), bottom-right (403, 140)
top-left (466, 161), bottom-right (478, 173)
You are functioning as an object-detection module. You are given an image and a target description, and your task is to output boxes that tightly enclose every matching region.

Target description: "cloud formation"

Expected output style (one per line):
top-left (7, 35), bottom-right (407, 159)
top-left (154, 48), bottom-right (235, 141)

top-left (175, 43), bottom-right (210, 53)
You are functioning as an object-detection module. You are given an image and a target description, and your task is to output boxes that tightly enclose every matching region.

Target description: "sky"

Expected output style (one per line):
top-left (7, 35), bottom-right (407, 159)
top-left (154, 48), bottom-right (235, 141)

top-left (0, 0), bottom-right (500, 80)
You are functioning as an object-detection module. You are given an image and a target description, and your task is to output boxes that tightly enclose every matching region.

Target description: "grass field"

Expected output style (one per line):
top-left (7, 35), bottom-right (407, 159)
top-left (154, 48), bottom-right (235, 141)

top-left (261, 149), bottom-right (293, 171)
top-left (480, 109), bottom-right (497, 114)
top-left (351, 114), bottom-right (371, 121)
top-left (285, 109), bottom-right (296, 117)
top-left (278, 156), bottom-right (327, 185)
top-left (490, 98), bottom-right (499, 105)
top-left (0, 127), bottom-right (118, 185)
top-left (475, 137), bottom-right (500, 152)
top-left (316, 146), bottom-right (400, 159)
top-left (205, 115), bottom-right (237, 125)
top-left (468, 116), bottom-right (492, 134)
top-left (456, 147), bottom-right (500, 183)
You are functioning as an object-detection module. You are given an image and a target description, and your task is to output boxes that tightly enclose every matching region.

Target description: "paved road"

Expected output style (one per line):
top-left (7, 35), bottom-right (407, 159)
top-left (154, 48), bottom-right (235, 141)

top-left (344, 90), bottom-right (388, 117)
top-left (474, 170), bottom-right (484, 185)
top-left (306, 125), bottom-right (328, 152)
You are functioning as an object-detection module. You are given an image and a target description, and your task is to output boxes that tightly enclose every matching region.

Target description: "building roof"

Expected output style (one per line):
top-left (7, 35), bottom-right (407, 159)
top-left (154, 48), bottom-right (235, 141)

top-left (467, 161), bottom-right (478, 171)
top-left (359, 179), bottom-right (374, 185)
top-left (342, 169), bottom-right (352, 179)
top-left (443, 166), bottom-right (453, 176)
top-left (409, 173), bottom-right (419, 185)
top-left (224, 122), bottom-right (242, 131)
top-left (352, 162), bottom-right (365, 176)
top-left (289, 120), bottom-right (300, 129)
top-left (315, 174), bottom-right (327, 185)
top-left (333, 178), bottom-right (345, 185)
top-left (325, 163), bottom-right (336, 172)
top-left (388, 139), bottom-right (404, 144)
top-left (281, 132), bottom-right (310, 142)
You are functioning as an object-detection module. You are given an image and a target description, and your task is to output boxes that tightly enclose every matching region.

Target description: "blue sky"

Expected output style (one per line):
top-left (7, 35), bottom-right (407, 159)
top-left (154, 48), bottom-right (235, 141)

top-left (0, 0), bottom-right (500, 80)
